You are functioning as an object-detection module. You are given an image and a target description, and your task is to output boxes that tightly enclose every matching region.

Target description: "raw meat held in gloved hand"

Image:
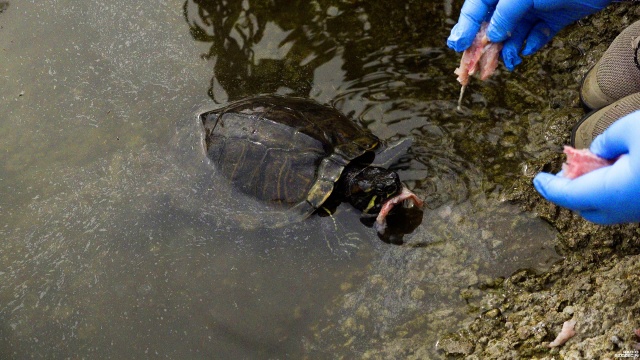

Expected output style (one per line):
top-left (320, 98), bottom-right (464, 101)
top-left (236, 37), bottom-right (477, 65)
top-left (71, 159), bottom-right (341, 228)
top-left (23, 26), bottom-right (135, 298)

top-left (561, 146), bottom-right (615, 180)
top-left (454, 22), bottom-right (503, 110)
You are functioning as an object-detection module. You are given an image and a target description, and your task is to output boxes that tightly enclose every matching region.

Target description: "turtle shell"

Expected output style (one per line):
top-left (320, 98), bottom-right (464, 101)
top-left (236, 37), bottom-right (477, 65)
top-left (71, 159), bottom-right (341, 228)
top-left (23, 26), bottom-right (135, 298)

top-left (200, 95), bottom-right (381, 219)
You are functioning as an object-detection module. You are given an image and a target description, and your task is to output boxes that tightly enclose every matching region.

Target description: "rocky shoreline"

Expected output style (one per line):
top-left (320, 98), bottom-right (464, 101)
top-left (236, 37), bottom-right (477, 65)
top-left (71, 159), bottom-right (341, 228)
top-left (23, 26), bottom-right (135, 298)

top-left (439, 3), bottom-right (640, 359)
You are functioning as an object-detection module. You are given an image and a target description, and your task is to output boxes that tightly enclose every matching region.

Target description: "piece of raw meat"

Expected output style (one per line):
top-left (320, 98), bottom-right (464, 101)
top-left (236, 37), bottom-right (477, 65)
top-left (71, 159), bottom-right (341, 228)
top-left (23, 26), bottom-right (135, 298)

top-left (561, 146), bottom-right (615, 179)
top-left (454, 22), bottom-right (503, 110)
top-left (547, 319), bottom-right (576, 348)
top-left (374, 186), bottom-right (424, 234)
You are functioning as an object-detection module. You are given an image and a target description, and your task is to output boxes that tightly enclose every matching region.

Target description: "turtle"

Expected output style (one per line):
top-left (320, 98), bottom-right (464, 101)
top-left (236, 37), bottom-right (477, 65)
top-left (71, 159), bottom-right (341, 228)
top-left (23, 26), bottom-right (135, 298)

top-left (199, 95), bottom-right (423, 232)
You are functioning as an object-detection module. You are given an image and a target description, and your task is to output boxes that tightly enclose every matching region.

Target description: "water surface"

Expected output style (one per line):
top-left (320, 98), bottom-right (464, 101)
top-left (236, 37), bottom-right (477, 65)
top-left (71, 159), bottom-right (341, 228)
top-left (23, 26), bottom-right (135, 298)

top-left (0, 0), bottom-right (560, 358)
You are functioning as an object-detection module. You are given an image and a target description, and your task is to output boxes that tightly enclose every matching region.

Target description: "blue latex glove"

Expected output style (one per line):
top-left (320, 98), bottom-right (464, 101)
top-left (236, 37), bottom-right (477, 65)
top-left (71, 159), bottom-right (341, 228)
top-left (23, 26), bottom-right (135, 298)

top-left (447, 0), bottom-right (612, 70)
top-left (533, 111), bottom-right (640, 225)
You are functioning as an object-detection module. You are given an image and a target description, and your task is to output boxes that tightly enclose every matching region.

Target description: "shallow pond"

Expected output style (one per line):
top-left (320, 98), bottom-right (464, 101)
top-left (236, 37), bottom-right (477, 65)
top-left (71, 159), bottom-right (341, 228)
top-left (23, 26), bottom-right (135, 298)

top-left (0, 0), bottom-right (560, 358)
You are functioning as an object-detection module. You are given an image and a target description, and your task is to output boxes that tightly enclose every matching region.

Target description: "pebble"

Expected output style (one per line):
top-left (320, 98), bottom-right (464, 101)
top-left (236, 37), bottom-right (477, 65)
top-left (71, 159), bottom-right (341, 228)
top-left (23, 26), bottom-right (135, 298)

top-left (562, 306), bottom-right (574, 315)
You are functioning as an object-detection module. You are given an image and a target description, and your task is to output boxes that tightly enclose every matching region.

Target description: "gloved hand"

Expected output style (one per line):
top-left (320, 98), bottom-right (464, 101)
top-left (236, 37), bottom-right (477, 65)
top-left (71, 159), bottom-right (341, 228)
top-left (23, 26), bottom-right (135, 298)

top-left (533, 111), bottom-right (640, 225)
top-left (447, 0), bottom-right (612, 71)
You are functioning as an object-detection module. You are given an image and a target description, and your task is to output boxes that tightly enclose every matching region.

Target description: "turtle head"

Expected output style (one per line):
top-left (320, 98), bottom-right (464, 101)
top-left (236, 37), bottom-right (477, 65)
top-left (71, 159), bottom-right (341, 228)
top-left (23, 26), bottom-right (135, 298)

top-left (344, 166), bottom-right (401, 215)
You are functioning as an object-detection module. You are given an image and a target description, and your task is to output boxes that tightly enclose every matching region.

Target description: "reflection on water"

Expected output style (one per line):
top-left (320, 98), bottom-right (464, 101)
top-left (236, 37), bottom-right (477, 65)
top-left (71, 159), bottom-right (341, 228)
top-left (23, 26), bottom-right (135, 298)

top-left (0, 0), bottom-right (560, 358)
top-left (184, 0), bottom-right (336, 101)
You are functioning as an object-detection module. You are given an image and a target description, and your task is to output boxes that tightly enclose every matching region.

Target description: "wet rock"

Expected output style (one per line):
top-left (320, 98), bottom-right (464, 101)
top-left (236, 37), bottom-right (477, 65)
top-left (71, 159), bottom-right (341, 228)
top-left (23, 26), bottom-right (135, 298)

top-left (483, 308), bottom-right (501, 319)
top-left (436, 332), bottom-right (474, 356)
top-left (453, 251), bottom-right (640, 358)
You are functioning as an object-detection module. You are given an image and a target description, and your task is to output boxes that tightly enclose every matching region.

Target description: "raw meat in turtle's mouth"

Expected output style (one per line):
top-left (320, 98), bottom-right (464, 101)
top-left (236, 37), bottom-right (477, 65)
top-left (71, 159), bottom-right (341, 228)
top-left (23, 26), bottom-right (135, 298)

top-left (373, 186), bottom-right (424, 234)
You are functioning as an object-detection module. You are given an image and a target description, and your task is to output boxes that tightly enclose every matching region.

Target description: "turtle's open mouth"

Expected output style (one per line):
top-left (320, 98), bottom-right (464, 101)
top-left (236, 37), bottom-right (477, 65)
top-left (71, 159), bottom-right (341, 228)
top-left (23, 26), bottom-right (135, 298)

top-left (374, 186), bottom-right (424, 233)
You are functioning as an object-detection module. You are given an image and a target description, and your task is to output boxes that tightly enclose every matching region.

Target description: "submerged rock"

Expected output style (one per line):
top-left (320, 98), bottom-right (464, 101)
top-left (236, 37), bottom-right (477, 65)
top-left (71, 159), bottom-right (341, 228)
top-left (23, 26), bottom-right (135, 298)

top-left (436, 332), bottom-right (474, 356)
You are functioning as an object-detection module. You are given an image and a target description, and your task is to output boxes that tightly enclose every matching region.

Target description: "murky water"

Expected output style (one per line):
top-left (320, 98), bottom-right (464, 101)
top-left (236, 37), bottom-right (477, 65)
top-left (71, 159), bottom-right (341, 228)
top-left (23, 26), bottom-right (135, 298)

top-left (0, 0), bottom-right (560, 358)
